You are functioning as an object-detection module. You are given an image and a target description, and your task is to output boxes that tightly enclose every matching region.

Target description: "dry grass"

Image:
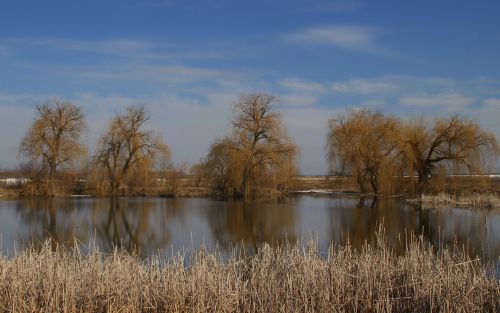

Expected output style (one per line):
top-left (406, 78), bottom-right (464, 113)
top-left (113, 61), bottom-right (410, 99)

top-left (409, 192), bottom-right (500, 209)
top-left (0, 234), bottom-right (498, 313)
top-left (0, 188), bottom-right (19, 199)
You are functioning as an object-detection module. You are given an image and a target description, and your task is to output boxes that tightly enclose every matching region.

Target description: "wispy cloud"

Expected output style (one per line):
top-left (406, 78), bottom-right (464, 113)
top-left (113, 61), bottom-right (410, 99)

top-left (3, 37), bottom-right (226, 61)
top-left (280, 94), bottom-right (320, 107)
top-left (280, 78), bottom-right (326, 93)
top-left (484, 98), bottom-right (500, 107)
top-left (398, 92), bottom-right (477, 108)
top-left (278, 78), bottom-right (326, 107)
top-left (332, 78), bottom-right (397, 94)
top-left (285, 25), bottom-right (387, 54)
top-left (79, 64), bottom-right (245, 85)
top-left (34, 38), bottom-right (152, 54)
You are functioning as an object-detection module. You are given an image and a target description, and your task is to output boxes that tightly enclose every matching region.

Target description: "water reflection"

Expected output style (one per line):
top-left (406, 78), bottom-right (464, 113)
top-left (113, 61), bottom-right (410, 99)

top-left (326, 196), bottom-right (500, 262)
top-left (205, 200), bottom-right (297, 254)
top-left (94, 198), bottom-right (172, 256)
top-left (11, 198), bottom-right (181, 257)
top-left (15, 198), bottom-right (88, 251)
top-left (0, 196), bottom-right (498, 265)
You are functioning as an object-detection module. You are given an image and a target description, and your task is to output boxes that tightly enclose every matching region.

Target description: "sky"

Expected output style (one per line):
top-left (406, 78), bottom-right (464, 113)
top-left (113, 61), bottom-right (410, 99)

top-left (1, 0), bottom-right (500, 174)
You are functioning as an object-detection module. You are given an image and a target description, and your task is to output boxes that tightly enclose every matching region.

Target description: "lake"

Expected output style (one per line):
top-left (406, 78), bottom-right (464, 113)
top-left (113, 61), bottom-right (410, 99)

top-left (0, 195), bottom-right (499, 266)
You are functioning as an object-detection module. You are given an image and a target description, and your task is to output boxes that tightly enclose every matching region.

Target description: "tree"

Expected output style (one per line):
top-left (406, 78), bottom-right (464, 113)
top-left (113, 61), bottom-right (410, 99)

top-left (326, 109), bottom-right (402, 194)
top-left (19, 99), bottom-right (86, 195)
top-left (93, 105), bottom-right (170, 196)
top-left (202, 93), bottom-right (297, 200)
top-left (201, 138), bottom-right (239, 196)
top-left (402, 115), bottom-right (499, 197)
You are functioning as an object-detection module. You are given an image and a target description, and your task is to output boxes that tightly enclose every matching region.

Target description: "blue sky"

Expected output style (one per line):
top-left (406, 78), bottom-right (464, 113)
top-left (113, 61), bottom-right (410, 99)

top-left (1, 0), bottom-right (500, 174)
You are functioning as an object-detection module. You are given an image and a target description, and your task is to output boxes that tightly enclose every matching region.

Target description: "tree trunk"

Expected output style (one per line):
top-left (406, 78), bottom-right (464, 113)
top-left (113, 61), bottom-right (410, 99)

top-left (369, 173), bottom-right (378, 195)
top-left (48, 162), bottom-right (57, 196)
top-left (416, 169), bottom-right (428, 200)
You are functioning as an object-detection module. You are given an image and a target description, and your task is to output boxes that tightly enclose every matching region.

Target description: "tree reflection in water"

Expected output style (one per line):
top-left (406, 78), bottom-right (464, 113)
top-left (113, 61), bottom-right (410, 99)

top-left (15, 198), bottom-right (88, 251)
top-left (327, 196), bottom-right (499, 261)
top-left (14, 198), bottom-right (180, 257)
top-left (206, 199), bottom-right (297, 254)
top-left (7, 196), bottom-right (499, 264)
top-left (91, 198), bottom-right (184, 257)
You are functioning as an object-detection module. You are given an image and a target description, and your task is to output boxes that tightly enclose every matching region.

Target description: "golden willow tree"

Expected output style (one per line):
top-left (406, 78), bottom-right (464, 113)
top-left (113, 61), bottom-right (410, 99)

top-left (402, 115), bottom-right (499, 197)
top-left (326, 109), bottom-right (402, 195)
top-left (327, 109), bottom-right (499, 197)
top-left (93, 105), bottom-right (170, 196)
top-left (202, 93), bottom-right (297, 200)
top-left (19, 99), bottom-right (86, 195)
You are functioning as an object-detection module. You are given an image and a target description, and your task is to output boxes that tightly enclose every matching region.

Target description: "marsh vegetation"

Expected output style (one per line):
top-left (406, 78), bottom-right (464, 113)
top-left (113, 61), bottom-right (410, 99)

top-left (0, 229), bottom-right (498, 313)
top-left (3, 95), bottom-right (500, 311)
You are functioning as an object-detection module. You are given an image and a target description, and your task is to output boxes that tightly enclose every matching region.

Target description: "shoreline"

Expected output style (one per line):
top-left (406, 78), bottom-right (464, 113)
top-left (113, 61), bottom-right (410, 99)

top-left (407, 193), bottom-right (500, 209)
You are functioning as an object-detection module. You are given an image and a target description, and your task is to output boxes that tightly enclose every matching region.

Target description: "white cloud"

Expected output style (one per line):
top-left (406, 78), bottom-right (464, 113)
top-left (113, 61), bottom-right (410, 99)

top-left (398, 92), bottom-right (477, 108)
top-left (280, 78), bottom-right (326, 93)
top-left (280, 94), bottom-right (320, 107)
top-left (282, 107), bottom-right (338, 174)
top-left (332, 78), bottom-right (397, 94)
top-left (63, 63), bottom-right (245, 86)
top-left (286, 25), bottom-right (385, 53)
top-left (4, 37), bottom-right (227, 61)
top-left (35, 38), bottom-right (152, 54)
top-left (0, 102), bottom-right (37, 168)
top-left (484, 98), bottom-right (500, 107)
top-left (362, 99), bottom-right (386, 107)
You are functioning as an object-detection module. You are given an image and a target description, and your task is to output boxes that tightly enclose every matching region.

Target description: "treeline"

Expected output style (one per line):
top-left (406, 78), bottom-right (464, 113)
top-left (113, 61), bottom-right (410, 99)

top-left (16, 94), bottom-right (297, 199)
top-left (13, 94), bottom-right (499, 199)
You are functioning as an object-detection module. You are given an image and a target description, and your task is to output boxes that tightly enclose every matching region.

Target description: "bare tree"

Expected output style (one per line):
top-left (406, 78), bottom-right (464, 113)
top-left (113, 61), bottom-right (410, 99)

top-left (202, 93), bottom-right (297, 200)
top-left (94, 105), bottom-right (170, 196)
top-left (402, 115), bottom-right (499, 197)
top-left (19, 99), bottom-right (86, 195)
top-left (326, 109), bottom-right (402, 194)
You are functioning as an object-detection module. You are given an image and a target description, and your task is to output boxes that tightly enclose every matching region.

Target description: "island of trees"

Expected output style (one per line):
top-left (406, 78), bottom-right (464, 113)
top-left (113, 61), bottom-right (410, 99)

top-left (2, 94), bottom-right (498, 201)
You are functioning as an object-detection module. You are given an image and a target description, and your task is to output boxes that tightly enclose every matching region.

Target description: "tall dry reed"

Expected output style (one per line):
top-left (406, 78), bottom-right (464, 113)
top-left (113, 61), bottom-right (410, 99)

top-left (0, 234), bottom-right (498, 312)
top-left (410, 192), bottom-right (500, 209)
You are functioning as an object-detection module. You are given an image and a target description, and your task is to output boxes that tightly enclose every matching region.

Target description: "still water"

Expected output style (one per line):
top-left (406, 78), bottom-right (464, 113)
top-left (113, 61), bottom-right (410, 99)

top-left (0, 195), bottom-right (499, 264)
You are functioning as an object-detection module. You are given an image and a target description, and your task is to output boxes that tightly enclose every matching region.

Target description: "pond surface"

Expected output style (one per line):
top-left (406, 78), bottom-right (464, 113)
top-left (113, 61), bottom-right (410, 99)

top-left (0, 196), bottom-right (499, 265)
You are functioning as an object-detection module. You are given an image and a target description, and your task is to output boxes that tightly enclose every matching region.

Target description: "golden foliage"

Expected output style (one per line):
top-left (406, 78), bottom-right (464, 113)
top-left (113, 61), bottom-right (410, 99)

top-left (201, 93), bottom-right (298, 200)
top-left (19, 99), bottom-right (86, 195)
top-left (402, 114), bottom-right (499, 196)
top-left (92, 105), bottom-right (170, 196)
top-left (327, 110), bottom-right (499, 196)
top-left (327, 109), bottom-right (402, 194)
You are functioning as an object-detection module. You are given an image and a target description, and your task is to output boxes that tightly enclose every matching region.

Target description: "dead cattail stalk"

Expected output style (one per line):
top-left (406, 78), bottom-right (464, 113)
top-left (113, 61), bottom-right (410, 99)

top-left (0, 233), bottom-right (498, 312)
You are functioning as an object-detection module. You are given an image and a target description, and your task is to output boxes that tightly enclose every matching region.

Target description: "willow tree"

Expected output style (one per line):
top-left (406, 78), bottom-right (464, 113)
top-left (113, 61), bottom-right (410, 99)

top-left (93, 105), bottom-right (170, 196)
top-left (19, 99), bottom-right (86, 195)
top-left (202, 93), bottom-right (297, 200)
top-left (326, 109), bottom-right (402, 194)
top-left (402, 115), bottom-right (499, 197)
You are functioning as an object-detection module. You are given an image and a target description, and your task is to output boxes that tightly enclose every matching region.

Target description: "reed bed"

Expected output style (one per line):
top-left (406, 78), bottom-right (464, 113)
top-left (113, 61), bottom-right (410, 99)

top-left (410, 192), bottom-right (500, 209)
top-left (0, 235), bottom-right (498, 313)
